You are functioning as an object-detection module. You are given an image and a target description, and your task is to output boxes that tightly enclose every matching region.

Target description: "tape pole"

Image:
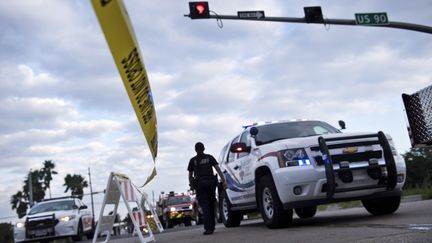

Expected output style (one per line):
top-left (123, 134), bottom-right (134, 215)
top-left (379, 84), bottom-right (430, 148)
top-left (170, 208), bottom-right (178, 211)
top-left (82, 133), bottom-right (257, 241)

top-left (91, 0), bottom-right (157, 185)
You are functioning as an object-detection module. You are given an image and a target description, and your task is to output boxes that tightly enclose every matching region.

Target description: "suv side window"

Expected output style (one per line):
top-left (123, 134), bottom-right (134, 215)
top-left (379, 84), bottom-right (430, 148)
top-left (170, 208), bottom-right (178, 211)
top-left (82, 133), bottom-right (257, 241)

top-left (238, 131), bottom-right (250, 158)
top-left (227, 135), bottom-right (240, 163)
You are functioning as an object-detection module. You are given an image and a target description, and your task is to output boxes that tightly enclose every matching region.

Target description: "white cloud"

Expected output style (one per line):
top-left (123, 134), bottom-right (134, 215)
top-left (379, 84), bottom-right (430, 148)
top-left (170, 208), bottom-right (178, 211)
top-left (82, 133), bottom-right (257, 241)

top-left (15, 64), bottom-right (58, 87)
top-left (0, 63), bottom-right (60, 97)
top-left (59, 120), bottom-right (123, 137)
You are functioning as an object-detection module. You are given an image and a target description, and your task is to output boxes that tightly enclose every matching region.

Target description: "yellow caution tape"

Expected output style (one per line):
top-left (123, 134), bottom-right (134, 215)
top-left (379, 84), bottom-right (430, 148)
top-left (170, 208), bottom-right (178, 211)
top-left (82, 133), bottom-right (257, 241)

top-left (91, 0), bottom-right (157, 185)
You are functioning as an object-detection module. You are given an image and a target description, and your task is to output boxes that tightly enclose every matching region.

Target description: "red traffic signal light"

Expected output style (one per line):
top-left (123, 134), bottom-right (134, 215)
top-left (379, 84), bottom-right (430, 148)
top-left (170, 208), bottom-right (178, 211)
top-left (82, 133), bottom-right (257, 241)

top-left (195, 3), bottom-right (206, 14)
top-left (189, 2), bottom-right (210, 19)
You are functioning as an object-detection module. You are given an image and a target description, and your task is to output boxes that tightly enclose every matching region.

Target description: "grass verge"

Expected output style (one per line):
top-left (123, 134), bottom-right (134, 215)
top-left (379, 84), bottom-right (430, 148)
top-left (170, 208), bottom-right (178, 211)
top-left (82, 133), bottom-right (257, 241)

top-left (318, 200), bottom-right (362, 211)
top-left (403, 186), bottom-right (432, 200)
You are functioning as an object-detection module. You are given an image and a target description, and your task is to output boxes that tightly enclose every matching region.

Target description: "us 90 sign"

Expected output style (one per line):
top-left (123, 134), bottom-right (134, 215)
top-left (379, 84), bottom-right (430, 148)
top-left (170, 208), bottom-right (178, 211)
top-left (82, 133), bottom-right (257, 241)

top-left (355, 12), bottom-right (389, 26)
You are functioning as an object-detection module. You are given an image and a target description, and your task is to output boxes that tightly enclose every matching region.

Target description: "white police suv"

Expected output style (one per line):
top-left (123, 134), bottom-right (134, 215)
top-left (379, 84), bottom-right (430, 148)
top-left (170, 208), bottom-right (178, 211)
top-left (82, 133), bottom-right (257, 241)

top-left (218, 120), bottom-right (406, 228)
top-left (14, 197), bottom-right (93, 242)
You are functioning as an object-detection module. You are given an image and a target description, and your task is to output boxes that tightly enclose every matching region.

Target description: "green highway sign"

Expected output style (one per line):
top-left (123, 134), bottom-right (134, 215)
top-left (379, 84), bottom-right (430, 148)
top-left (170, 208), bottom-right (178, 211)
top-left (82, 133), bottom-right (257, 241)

top-left (355, 12), bottom-right (389, 26)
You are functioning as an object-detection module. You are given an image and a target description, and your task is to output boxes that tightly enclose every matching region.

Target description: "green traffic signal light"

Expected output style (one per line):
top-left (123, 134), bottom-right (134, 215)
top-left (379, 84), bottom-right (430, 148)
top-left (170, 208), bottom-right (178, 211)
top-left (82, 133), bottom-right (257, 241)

top-left (189, 2), bottom-right (210, 19)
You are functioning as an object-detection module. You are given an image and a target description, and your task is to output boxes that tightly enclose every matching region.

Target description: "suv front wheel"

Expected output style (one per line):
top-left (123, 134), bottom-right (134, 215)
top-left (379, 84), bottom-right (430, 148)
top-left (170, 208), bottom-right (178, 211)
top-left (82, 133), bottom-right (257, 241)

top-left (258, 176), bottom-right (293, 228)
top-left (220, 191), bottom-right (242, 227)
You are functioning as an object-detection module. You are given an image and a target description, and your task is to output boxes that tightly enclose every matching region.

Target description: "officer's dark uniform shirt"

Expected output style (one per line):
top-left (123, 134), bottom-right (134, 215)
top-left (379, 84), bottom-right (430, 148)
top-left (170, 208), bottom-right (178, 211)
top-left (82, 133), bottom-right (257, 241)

top-left (187, 154), bottom-right (217, 180)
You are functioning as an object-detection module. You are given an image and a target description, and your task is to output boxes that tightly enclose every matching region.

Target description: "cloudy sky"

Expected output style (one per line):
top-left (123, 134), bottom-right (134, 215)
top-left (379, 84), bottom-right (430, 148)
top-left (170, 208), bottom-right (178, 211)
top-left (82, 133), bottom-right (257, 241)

top-left (0, 0), bottom-right (431, 222)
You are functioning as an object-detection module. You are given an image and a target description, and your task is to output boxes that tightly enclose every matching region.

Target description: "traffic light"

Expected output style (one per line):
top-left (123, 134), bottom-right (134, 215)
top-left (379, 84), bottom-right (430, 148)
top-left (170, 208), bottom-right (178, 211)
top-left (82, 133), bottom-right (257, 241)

top-left (189, 2), bottom-right (210, 19)
top-left (304, 6), bottom-right (324, 23)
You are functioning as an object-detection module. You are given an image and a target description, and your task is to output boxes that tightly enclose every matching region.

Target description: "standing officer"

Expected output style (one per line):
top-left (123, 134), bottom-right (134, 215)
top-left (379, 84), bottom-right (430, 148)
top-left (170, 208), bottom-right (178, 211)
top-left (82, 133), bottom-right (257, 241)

top-left (188, 142), bottom-right (227, 235)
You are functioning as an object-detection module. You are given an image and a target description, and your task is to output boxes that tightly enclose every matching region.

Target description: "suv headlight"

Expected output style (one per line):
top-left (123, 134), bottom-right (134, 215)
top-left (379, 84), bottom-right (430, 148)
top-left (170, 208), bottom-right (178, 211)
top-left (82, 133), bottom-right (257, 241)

top-left (59, 215), bottom-right (76, 222)
top-left (170, 207), bottom-right (176, 212)
top-left (16, 222), bottom-right (25, 228)
top-left (278, 148), bottom-right (311, 167)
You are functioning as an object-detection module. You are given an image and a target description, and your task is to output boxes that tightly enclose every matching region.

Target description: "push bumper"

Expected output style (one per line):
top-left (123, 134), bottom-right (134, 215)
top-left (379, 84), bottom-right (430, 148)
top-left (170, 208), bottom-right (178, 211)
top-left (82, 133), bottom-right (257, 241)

top-left (273, 132), bottom-right (406, 210)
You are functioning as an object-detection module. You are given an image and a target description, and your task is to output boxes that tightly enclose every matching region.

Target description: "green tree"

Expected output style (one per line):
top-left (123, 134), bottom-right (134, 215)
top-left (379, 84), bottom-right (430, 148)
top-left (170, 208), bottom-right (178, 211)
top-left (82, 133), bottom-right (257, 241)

top-left (402, 147), bottom-right (432, 188)
top-left (10, 191), bottom-right (28, 218)
top-left (10, 170), bottom-right (46, 218)
top-left (63, 174), bottom-right (88, 199)
top-left (40, 160), bottom-right (58, 198)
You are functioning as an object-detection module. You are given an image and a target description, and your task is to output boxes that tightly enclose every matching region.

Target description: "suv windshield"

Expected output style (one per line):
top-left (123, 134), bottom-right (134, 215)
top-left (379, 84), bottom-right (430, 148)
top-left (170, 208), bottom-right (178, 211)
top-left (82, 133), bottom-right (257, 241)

top-left (29, 200), bottom-right (76, 215)
top-left (167, 196), bottom-right (191, 206)
top-left (255, 121), bottom-right (340, 145)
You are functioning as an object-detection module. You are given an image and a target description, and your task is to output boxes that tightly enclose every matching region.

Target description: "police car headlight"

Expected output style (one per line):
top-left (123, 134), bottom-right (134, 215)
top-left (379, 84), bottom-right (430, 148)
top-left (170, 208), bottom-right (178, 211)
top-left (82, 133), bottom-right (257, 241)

top-left (278, 148), bottom-right (311, 167)
top-left (189, 204), bottom-right (193, 210)
top-left (170, 207), bottom-right (176, 212)
top-left (59, 215), bottom-right (76, 222)
top-left (16, 222), bottom-right (25, 228)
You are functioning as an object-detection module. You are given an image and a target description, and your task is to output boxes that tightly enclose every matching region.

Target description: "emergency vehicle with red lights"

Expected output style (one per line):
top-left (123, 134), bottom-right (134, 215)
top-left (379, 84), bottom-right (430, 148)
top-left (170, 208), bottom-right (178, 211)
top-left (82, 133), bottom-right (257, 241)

top-left (156, 191), bottom-right (194, 228)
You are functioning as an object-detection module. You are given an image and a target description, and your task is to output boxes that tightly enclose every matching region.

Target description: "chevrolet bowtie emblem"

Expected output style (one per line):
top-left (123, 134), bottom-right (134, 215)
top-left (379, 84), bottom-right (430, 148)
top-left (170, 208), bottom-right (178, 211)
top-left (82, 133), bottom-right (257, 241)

top-left (343, 147), bottom-right (358, 154)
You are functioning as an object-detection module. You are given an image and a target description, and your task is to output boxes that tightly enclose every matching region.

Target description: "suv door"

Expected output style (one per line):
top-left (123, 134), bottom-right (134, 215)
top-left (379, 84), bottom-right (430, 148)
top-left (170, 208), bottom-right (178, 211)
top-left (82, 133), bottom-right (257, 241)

top-left (222, 135), bottom-right (245, 205)
top-left (233, 130), bottom-right (255, 204)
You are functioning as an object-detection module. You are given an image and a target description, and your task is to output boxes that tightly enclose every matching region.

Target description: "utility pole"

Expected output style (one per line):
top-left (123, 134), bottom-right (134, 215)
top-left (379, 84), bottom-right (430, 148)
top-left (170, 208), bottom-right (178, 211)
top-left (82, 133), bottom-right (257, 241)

top-left (88, 167), bottom-right (95, 227)
top-left (185, 3), bottom-right (432, 35)
top-left (28, 170), bottom-right (33, 207)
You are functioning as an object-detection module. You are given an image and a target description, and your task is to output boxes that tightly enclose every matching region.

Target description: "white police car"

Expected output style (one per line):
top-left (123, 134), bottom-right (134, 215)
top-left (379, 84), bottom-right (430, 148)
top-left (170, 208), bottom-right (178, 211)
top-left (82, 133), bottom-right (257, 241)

top-left (218, 120), bottom-right (406, 228)
top-left (14, 197), bottom-right (93, 242)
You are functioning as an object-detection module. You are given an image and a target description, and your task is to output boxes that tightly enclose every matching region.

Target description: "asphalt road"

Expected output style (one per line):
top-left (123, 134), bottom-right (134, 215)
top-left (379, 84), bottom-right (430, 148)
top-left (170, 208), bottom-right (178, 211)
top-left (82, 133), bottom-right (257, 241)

top-left (86, 199), bottom-right (432, 243)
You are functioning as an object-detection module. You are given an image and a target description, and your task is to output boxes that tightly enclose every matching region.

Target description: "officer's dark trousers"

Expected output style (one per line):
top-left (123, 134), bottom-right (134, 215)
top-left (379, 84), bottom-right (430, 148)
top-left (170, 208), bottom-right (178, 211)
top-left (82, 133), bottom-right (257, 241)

top-left (196, 179), bottom-right (216, 231)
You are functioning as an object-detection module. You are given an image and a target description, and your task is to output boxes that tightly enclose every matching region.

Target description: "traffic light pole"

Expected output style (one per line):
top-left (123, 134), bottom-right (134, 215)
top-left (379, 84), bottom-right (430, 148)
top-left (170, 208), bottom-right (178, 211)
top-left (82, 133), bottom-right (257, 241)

top-left (187, 14), bottom-right (432, 35)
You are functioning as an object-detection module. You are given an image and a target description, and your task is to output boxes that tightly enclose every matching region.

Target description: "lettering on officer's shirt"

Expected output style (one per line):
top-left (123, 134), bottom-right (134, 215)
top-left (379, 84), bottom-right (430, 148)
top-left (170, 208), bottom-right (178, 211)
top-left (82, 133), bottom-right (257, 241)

top-left (195, 158), bottom-right (210, 166)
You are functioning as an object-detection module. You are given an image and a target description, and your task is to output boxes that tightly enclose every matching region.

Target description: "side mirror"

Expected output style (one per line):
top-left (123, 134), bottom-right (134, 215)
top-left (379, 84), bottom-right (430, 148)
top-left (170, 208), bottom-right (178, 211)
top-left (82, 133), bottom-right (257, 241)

top-left (230, 142), bottom-right (251, 153)
top-left (79, 205), bottom-right (88, 210)
top-left (338, 120), bottom-right (346, 130)
top-left (250, 127), bottom-right (258, 136)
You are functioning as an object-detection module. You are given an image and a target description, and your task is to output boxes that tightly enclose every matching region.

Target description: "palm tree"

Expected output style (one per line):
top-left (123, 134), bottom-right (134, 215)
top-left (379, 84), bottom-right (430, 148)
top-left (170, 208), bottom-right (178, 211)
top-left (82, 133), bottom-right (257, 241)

top-left (10, 170), bottom-right (45, 218)
top-left (10, 191), bottom-right (28, 218)
top-left (63, 174), bottom-right (88, 199)
top-left (40, 160), bottom-right (57, 198)
top-left (26, 170), bottom-right (45, 203)
top-left (10, 160), bottom-right (57, 218)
